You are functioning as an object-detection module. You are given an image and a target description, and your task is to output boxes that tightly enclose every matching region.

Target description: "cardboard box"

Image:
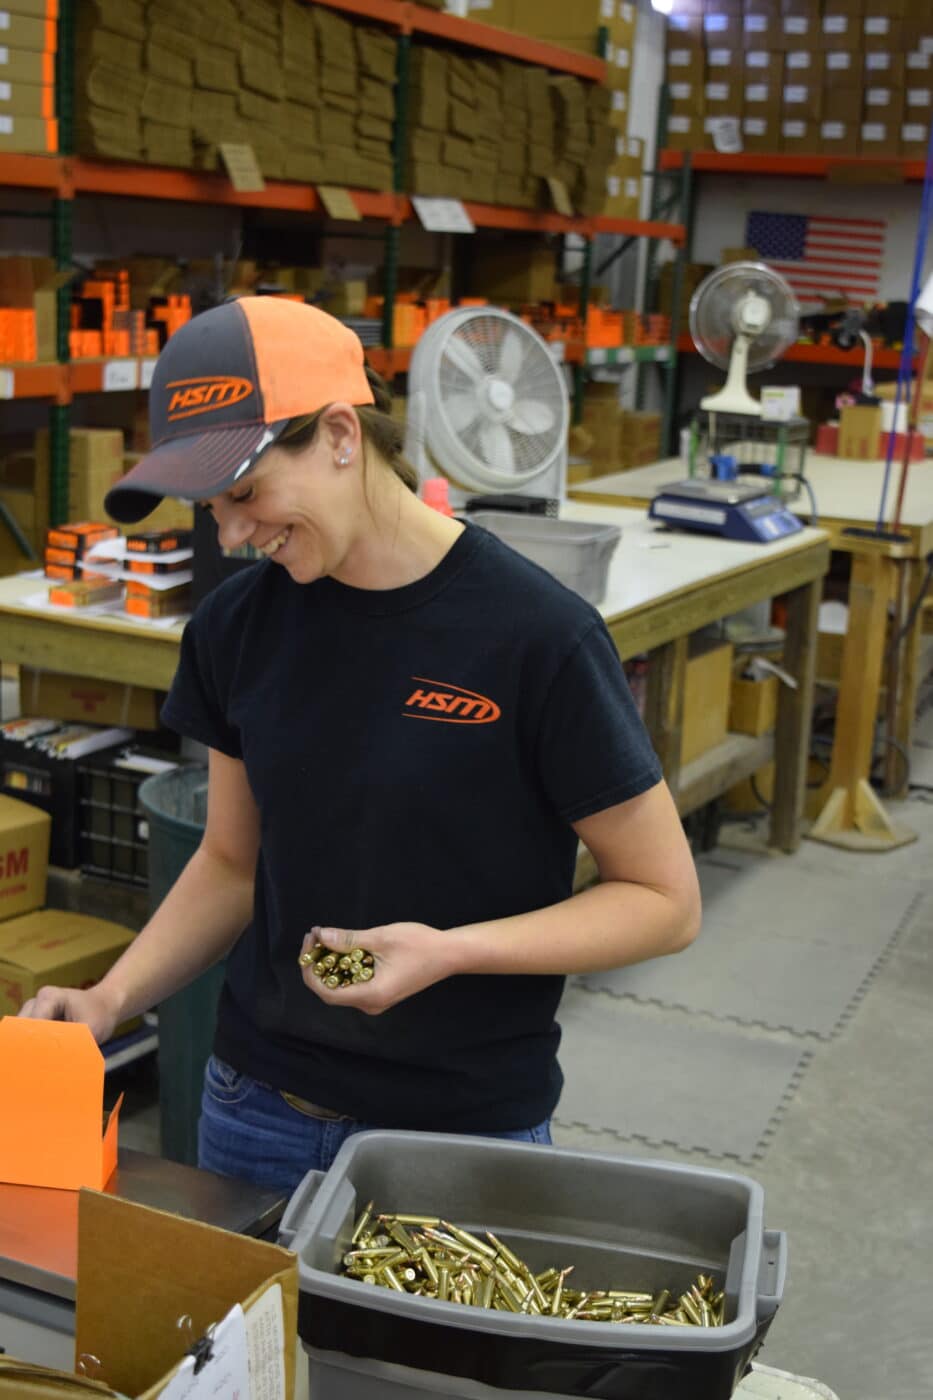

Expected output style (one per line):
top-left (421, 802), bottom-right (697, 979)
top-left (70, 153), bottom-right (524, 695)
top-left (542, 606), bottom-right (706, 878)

top-left (0, 42), bottom-right (54, 83)
top-left (839, 403), bottom-right (883, 457)
top-left (742, 12), bottom-right (780, 47)
top-left (667, 113), bottom-right (707, 150)
top-left (473, 245), bottom-right (556, 303)
top-left (1, 1191), bottom-right (297, 1399)
top-left (864, 85), bottom-right (905, 123)
top-left (681, 638), bottom-right (734, 766)
top-left (778, 13), bottom-right (819, 49)
top-left (820, 119), bottom-right (860, 153)
top-left (863, 15), bottom-right (904, 50)
top-left (821, 13), bottom-right (862, 49)
top-left (0, 12), bottom-right (56, 51)
top-left (743, 49), bottom-right (784, 84)
top-left (781, 116), bottom-right (818, 150)
top-left (705, 78), bottom-right (742, 114)
top-left (703, 12), bottom-right (743, 47)
top-left (823, 49), bottom-right (864, 85)
top-left (905, 85), bottom-right (933, 119)
top-left (0, 908), bottom-right (136, 1020)
top-left (784, 48), bottom-right (824, 81)
top-left (0, 792), bottom-right (49, 922)
top-left (744, 79), bottom-right (782, 117)
top-left (0, 78), bottom-right (54, 116)
top-left (743, 113), bottom-right (781, 150)
top-left (823, 86), bottom-right (864, 123)
top-left (730, 674), bottom-right (779, 736)
top-left (706, 45), bottom-right (741, 73)
top-left (860, 118), bottom-right (901, 155)
top-left (669, 79), bottom-right (705, 113)
top-left (666, 46), bottom-right (705, 85)
top-left (902, 120), bottom-right (932, 158)
top-left (666, 12), bottom-right (704, 47)
top-left (18, 668), bottom-right (162, 731)
top-left (0, 111), bottom-right (56, 151)
top-left (782, 81), bottom-right (822, 118)
top-left (865, 50), bottom-right (906, 82)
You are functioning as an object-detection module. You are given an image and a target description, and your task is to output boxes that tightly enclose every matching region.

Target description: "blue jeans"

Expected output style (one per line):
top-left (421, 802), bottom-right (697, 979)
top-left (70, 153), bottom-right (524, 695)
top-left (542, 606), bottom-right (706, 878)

top-left (198, 1054), bottom-right (552, 1195)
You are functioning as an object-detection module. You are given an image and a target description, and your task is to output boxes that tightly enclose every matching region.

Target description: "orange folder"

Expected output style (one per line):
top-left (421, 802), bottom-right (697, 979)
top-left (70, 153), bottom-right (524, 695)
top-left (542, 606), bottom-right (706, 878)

top-left (0, 1017), bottom-right (121, 1191)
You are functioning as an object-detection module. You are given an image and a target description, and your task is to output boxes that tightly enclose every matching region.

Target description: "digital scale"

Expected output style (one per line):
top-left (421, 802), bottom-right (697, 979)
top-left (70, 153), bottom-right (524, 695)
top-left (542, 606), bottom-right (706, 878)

top-left (649, 479), bottom-right (804, 544)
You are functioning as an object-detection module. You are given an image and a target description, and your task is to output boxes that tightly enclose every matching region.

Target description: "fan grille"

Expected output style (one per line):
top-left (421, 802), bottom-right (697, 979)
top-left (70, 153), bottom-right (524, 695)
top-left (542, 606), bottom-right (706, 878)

top-left (690, 262), bottom-right (800, 373)
top-left (438, 313), bottom-right (565, 478)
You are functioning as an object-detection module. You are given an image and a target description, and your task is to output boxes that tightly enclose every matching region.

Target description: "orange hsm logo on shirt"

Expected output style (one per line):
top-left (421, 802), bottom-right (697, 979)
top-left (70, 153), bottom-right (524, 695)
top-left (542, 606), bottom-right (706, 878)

top-left (403, 677), bottom-right (501, 725)
top-left (166, 376), bottom-right (254, 421)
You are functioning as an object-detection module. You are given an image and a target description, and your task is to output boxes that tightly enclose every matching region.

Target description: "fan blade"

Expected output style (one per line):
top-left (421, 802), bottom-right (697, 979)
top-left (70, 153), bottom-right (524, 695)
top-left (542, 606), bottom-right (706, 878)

top-left (498, 329), bottom-right (525, 383)
top-left (445, 391), bottom-right (480, 433)
top-left (509, 399), bottom-right (556, 435)
top-left (479, 422), bottom-right (514, 474)
top-left (443, 333), bottom-right (486, 384)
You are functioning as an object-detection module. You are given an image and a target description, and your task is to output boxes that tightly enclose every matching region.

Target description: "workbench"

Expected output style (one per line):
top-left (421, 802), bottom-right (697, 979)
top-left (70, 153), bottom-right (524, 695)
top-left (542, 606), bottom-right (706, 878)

top-left (571, 458), bottom-right (933, 798)
top-left (1, 505), bottom-right (829, 851)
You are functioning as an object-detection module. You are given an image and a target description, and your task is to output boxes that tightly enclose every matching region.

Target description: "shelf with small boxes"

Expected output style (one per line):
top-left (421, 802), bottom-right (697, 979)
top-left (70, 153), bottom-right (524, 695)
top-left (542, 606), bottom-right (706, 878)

top-left (675, 332), bottom-right (911, 372)
top-left (659, 149), bottom-right (931, 182)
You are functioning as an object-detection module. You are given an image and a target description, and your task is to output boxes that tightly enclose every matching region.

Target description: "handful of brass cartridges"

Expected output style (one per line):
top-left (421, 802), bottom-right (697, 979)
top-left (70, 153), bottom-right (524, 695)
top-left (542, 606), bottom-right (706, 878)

top-left (298, 941), bottom-right (375, 988)
top-left (340, 1204), bottom-right (725, 1326)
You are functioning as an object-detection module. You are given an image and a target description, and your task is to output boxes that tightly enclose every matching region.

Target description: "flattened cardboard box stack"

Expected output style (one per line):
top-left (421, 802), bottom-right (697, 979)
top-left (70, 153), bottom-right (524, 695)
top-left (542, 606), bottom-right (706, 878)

top-left (73, 0), bottom-right (396, 190)
top-left (0, 0), bottom-right (58, 154)
top-left (665, 0), bottom-right (933, 159)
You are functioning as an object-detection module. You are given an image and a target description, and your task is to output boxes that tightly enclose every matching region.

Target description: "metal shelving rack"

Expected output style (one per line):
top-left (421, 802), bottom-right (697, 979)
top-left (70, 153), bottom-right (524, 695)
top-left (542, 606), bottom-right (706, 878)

top-left (0, 0), bottom-right (688, 530)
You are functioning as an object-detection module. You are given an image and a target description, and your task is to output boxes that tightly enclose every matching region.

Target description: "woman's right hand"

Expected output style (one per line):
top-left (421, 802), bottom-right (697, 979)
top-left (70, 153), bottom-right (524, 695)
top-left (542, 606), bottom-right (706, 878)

top-left (18, 983), bottom-right (121, 1045)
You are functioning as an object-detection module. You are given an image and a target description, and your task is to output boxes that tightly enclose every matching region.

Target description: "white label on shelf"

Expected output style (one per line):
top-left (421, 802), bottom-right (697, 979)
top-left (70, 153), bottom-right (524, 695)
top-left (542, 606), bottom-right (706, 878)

top-left (0, 47), bottom-right (8, 62)
top-left (823, 16), bottom-right (847, 35)
top-left (667, 48), bottom-right (691, 67)
top-left (784, 17), bottom-right (807, 35)
top-left (0, 81), bottom-right (9, 98)
top-left (411, 197), bottom-right (475, 234)
top-left (865, 17), bottom-right (890, 36)
top-left (746, 50), bottom-right (768, 68)
top-left (0, 114), bottom-right (11, 134)
top-left (669, 82), bottom-right (692, 101)
top-left (866, 88), bottom-right (891, 106)
top-left (620, 1), bottom-right (634, 22)
top-left (784, 86), bottom-right (807, 103)
top-left (745, 16), bottom-right (767, 33)
top-left (745, 84), bottom-right (770, 102)
top-left (706, 83), bottom-right (729, 101)
top-left (786, 51), bottom-right (812, 70)
top-left (600, 0), bottom-right (612, 16)
top-left (0, 14), bottom-right (9, 30)
top-left (103, 359), bottom-right (139, 392)
top-left (908, 89), bottom-right (932, 106)
top-left (140, 357), bottom-right (157, 390)
top-left (625, 177), bottom-right (640, 197)
top-left (903, 123), bottom-right (927, 140)
top-left (669, 116), bottom-right (691, 133)
top-left (866, 52), bottom-right (891, 70)
top-left (908, 51), bottom-right (932, 70)
top-left (862, 123), bottom-right (885, 141)
top-left (707, 48), bottom-right (731, 67)
top-left (604, 41), bottom-right (615, 63)
top-left (827, 52), bottom-right (852, 70)
top-left (611, 89), bottom-right (627, 111)
top-left (0, 369), bottom-right (14, 399)
top-left (782, 120), bottom-right (806, 138)
top-left (588, 348), bottom-right (607, 366)
top-left (615, 47), bottom-right (630, 69)
top-left (704, 14), bottom-right (729, 33)
top-left (744, 118), bottom-right (766, 136)
top-left (548, 341), bottom-right (565, 363)
top-left (709, 117), bottom-right (742, 152)
top-left (822, 122), bottom-right (845, 139)
top-left (607, 174), bottom-right (621, 196)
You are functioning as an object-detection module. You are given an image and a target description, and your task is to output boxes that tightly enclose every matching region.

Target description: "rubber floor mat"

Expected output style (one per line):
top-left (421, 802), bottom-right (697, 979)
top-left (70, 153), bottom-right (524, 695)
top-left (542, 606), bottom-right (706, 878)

top-left (578, 853), bottom-right (925, 1039)
top-left (554, 985), bottom-right (810, 1161)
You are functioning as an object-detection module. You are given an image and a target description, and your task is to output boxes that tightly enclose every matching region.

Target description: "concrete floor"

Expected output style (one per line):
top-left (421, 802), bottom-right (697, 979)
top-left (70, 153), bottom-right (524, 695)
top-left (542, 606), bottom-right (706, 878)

top-left (109, 717), bottom-right (933, 1400)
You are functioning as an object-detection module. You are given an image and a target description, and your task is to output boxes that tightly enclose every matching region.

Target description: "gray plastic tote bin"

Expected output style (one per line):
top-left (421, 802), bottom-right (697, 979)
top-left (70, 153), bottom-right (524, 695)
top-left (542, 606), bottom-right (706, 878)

top-left (279, 1130), bottom-right (786, 1400)
top-left (469, 513), bottom-right (621, 607)
top-left (139, 764), bottom-right (222, 1167)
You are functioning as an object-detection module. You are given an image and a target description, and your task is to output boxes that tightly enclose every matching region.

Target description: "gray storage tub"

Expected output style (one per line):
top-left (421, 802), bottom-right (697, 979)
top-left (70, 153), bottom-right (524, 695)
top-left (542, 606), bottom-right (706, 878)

top-left (469, 512), bottom-right (621, 606)
top-left (279, 1131), bottom-right (786, 1400)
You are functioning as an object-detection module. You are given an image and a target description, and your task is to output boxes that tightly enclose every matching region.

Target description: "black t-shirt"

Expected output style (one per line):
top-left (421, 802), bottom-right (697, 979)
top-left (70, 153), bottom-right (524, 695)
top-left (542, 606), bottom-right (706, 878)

top-left (161, 523), bottom-right (661, 1131)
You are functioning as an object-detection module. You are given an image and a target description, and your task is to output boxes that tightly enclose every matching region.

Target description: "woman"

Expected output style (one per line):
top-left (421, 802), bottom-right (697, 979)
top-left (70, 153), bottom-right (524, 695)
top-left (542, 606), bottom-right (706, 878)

top-left (21, 297), bottom-right (700, 1193)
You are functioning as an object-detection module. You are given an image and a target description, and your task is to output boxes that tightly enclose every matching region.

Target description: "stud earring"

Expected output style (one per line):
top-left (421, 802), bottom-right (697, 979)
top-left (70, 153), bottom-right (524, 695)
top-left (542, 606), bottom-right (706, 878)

top-left (337, 452), bottom-right (351, 466)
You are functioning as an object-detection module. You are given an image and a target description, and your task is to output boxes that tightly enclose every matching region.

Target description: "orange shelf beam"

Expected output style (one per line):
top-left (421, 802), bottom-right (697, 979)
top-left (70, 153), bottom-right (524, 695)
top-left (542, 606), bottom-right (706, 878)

top-left (676, 334), bottom-right (912, 370)
top-left (310, 0), bottom-right (605, 78)
top-left (0, 154), bottom-right (63, 191)
top-left (0, 361), bottom-right (68, 399)
top-left (660, 149), bottom-right (928, 182)
top-left (593, 215), bottom-right (686, 245)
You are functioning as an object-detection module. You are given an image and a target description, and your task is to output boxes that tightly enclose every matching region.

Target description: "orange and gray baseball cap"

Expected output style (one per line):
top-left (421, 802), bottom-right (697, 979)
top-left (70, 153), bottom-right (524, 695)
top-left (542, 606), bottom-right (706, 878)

top-left (104, 296), bottom-right (375, 524)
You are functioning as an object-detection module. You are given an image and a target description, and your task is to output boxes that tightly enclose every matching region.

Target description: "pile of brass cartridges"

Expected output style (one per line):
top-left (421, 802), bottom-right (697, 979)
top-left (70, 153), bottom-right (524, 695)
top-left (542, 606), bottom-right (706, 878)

top-left (340, 1205), bottom-right (725, 1326)
top-left (298, 941), bottom-right (375, 988)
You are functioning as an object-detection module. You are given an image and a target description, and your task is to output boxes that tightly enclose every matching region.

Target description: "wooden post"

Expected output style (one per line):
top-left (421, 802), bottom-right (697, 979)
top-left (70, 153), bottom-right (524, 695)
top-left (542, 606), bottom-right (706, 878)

top-left (810, 545), bottom-right (916, 851)
top-left (770, 576), bottom-right (820, 853)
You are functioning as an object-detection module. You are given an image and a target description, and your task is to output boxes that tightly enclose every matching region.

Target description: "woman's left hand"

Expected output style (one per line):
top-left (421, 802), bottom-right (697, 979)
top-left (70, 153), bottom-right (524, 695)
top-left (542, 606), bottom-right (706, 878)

top-left (298, 922), bottom-right (457, 1014)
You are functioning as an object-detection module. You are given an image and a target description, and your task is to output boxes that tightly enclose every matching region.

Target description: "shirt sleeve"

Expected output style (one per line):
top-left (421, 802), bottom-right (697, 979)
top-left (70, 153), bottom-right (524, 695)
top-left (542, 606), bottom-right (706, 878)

top-left (536, 619), bottom-right (662, 824)
top-left (160, 592), bottom-right (243, 758)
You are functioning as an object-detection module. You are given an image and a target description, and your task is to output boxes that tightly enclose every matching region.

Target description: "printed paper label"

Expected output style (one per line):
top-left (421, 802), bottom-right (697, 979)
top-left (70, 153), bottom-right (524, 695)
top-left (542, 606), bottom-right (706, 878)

top-left (786, 52), bottom-right (811, 69)
top-left (782, 121), bottom-right (805, 138)
top-left (670, 83), bottom-right (692, 100)
top-left (746, 85), bottom-right (768, 103)
top-left (0, 80), bottom-right (8, 98)
top-left (903, 124), bottom-right (926, 140)
top-left (745, 16), bottom-right (766, 32)
top-left (866, 89), bottom-right (889, 106)
top-left (0, 15), bottom-right (9, 30)
top-left (708, 49), bottom-right (731, 66)
top-left (704, 15), bottom-right (729, 33)
top-left (668, 49), bottom-right (691, 67)
top-left (0, 370), bottom-right (14, 399)
top-left (861, 123), bottom-right (884, 141)
top-left (140, 358), bottom-right (157, 390)
top-left (411, 197), bottom-right (475, 233)
top-left (706, 83), bottom-right (728, 101)
top-left (866, 53), bottom-right (890, 70)
top-left (0, 113), bottom-right (11, 133)
top-left (865, 18), bottom-right (889, 35)
top-left (784, 17), bottom-right (807, 34)
top-left (784, 86), bottom-right (806, 103)
top-left (103, 359), bottom-right (138, 392)
top-left (908, 89), bottom-right (932, 106)
top-left (822, 122), bottom-right (844, 139)
top-left (744, 118), bottom-right (766, 136)
top-left (827, 53), bottom-right (852, 70)
top-left (747, 51), bottom-right (768, 68)
top-left (823, 16), bottom-right (846, 34)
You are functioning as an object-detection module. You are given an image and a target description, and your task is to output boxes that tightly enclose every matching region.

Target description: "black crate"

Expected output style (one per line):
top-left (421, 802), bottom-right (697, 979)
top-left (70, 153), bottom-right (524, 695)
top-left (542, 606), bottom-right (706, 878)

top-left (78, 750), bottom-right (185, 887)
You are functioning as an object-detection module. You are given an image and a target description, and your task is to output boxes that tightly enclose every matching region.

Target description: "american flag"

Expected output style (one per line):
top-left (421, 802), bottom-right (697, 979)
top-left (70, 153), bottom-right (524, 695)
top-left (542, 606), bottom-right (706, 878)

top-left (745, 211), bottom-right (886, 305)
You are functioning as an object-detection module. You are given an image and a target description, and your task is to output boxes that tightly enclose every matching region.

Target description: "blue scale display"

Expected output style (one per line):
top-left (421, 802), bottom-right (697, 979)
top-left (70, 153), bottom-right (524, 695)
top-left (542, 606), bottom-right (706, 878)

top-left (649, 479), bottom-right (803, 544)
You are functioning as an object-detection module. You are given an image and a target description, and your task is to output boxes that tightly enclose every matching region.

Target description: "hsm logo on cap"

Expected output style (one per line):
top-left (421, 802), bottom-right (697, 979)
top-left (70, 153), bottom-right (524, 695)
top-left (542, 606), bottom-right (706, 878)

top-left (166, 376), bottom-right (254, 422)
top-left (403, 677), bottom-right (501, 725)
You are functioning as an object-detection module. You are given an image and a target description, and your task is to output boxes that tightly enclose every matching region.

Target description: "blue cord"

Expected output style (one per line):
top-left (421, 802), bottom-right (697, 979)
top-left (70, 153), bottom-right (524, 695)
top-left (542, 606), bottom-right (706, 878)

top-left (876, 121), bottom-right (933, 534)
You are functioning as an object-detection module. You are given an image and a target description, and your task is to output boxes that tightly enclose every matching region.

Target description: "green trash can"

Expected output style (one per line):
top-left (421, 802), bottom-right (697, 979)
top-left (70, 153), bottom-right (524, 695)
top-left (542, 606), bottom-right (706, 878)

top-left (140, 764), bottom-right (223, 1166)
